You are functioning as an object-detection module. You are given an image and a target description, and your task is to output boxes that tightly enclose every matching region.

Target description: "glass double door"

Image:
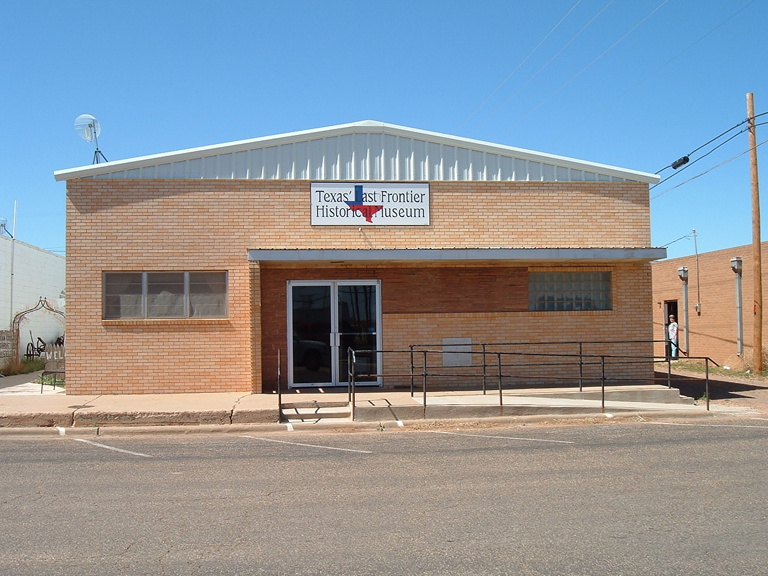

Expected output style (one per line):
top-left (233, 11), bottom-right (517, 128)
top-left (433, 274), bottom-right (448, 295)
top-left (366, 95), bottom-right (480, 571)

top-left (288, 281), bottom-right (381, 388)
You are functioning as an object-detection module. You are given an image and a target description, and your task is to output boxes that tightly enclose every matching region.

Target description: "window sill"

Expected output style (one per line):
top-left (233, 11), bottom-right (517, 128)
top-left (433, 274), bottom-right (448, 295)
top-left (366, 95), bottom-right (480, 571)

top-left (527, 309), bottom-right (613, 314)
top-left (103, 318), bottom-right (230, 326)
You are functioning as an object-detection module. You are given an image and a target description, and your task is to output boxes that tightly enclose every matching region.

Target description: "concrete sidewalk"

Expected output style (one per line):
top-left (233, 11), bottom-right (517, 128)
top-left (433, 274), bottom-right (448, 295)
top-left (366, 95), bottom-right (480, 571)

top-left (0, 388), bottom-right (279, 428)
top-left (0, 371), bottom-right (753, 433)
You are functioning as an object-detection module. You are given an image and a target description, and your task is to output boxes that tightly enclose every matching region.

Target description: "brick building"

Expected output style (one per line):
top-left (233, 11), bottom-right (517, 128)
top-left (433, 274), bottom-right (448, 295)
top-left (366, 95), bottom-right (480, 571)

top-left (652, 242), bottom-right (768, 368)
top-left (54, 121), bottom-right (663, 395)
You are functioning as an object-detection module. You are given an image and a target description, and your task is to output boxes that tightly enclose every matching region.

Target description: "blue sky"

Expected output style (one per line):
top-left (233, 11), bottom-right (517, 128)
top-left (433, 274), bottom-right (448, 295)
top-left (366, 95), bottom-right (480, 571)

top-left (1, 0), bottom-right (766, 259)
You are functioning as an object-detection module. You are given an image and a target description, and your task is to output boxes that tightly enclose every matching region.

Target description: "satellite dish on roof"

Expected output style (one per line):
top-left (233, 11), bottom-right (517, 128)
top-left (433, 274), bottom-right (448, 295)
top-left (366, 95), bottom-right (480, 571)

top-left (75, 114), bottom-right (100, 142)
top-left (74, 114), bottom-right (108, 164)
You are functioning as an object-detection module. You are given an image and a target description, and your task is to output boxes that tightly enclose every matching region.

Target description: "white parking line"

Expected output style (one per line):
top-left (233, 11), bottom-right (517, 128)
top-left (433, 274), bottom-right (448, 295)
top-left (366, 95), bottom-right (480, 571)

top-left (240, 435), bottom-right (372, 454)
top-left (428, 430), bottom-right (574, 444)
top-left (648, 421), bottom-right (768, 430)
top-left (74, 439), bottom-right (153, 458)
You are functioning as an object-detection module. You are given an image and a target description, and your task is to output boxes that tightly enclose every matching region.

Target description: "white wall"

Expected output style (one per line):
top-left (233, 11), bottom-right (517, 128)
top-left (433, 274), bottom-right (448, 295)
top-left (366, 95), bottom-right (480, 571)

top-left (0, 236), bottom-right (65, 354)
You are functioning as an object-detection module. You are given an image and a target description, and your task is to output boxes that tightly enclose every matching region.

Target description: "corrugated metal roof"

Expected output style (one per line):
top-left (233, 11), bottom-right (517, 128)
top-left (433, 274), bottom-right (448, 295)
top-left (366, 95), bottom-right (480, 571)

top-left (53, 120), bottom-right (660, 184)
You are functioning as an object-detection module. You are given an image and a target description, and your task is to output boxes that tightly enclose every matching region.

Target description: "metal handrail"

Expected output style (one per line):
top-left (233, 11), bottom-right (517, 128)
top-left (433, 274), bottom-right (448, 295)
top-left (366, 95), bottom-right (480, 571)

top-left (409, 345), bottom-right (415, 397)
top-left (422, 350), bottom-right (428, 419)
top-left (347, 347), bottom-right (357, 421)
top-left (279, 342), bottom-right (718, 423)
top-left (277, 348), bottom-right (282, 423)
top-left (343, 344), bottom-right (719, 415)
top-left (409, 338), bottom-right (675, 349)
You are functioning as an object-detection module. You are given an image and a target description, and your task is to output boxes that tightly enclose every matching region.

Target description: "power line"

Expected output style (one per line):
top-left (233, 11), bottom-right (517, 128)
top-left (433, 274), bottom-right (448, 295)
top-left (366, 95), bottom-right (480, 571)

top-left (656, 123), bottom-right (745, 174)
top-left (456, 0), bottom-right (582, 130)
top-left (652, 119), bottom-right (768, 188)
top-left (656, 111), bottom-right (768, 174)
top-left (549, 0), bottom-right (759, 149)
top-left (660, 233), bottom-right (693, 247)
top-left (651, 137), bottom-right (768, 201)
top-left (690, 113), bottom-right (767, 157)
top-left (473, 0), bottom-right (615, 132)
top-left (496, 0), bottom-right (669, 139)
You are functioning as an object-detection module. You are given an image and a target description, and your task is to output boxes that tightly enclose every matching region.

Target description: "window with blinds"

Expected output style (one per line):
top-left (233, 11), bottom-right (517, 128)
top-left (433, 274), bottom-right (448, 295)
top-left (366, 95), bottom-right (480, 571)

top-left (104, 272), bottom-right (228, 319)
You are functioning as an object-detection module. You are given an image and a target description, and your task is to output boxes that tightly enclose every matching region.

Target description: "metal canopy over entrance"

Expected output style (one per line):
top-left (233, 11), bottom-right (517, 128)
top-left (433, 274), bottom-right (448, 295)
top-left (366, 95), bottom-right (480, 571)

top-left (287, 280), bottom-right (381, 388)
top-left (250, 247), bottom-right (667, 264)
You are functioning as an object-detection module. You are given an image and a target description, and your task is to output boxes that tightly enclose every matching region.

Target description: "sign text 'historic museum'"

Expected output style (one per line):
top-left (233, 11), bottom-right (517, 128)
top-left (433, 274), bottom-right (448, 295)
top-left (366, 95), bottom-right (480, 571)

top-left (311, 183), bottom-right (430, 226)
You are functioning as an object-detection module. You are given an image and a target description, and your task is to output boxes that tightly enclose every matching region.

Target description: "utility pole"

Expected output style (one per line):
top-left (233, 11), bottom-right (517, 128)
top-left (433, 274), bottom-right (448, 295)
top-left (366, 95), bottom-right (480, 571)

top-left (10, 203), bottom-right (15, 329)
top-left (748, 93), bottom-right (762, 373)
top-left (4, 202), bottom-right (16, 330)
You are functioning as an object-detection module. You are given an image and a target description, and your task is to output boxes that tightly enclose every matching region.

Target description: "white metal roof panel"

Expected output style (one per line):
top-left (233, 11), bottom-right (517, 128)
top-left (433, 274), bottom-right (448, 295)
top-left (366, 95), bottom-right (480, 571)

top-left (54, 120), bottom-right (660, 184)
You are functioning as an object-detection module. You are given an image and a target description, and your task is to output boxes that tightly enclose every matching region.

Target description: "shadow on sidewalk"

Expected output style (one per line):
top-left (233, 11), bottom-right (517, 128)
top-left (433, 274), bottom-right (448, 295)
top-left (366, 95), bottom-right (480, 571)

top-left (657, 371), bottom-right (768, 401)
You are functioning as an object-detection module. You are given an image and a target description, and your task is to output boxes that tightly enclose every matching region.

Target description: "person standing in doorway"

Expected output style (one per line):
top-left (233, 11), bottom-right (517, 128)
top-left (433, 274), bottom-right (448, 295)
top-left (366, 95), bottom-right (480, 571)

top-left (668, 315), bottom-right (679, 358)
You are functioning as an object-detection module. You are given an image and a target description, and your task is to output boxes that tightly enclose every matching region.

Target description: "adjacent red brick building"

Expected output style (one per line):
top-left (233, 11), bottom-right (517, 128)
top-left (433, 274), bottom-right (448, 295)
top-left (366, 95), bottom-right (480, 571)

top-left (652, 242), bottom-right (768, 368)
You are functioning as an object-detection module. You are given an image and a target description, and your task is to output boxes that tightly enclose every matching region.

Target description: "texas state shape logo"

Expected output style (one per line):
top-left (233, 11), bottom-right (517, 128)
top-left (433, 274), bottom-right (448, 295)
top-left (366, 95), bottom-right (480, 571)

top-left (345, 184), bottom-right (383, 223)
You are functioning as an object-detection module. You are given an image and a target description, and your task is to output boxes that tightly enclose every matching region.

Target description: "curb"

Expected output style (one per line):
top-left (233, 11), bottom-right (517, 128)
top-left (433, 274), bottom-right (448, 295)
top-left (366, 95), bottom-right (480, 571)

top-left (0, 407), bottom-right (733, 438)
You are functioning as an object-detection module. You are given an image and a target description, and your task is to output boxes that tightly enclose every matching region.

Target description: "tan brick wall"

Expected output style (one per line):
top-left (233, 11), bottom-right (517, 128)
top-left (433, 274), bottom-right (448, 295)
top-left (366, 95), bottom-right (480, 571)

top-left (381, 262), bottom-right (655, 387)
top-left (652, 242), bottom-right (768, 368)
top-left (66, 179), bottom-right (653, 394)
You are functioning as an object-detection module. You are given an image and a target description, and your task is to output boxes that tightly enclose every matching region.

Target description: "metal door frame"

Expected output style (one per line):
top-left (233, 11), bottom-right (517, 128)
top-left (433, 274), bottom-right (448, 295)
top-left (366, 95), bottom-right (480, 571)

top-left (287, 280), bottom-right (382, 388)
top-left (663, 300), bottom-right (679, 358)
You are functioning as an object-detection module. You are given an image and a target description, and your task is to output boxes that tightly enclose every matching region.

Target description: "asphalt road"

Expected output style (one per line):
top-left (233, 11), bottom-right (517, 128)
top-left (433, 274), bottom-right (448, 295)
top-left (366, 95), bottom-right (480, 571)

top-left (1, 421), bottom-right (767, 576)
